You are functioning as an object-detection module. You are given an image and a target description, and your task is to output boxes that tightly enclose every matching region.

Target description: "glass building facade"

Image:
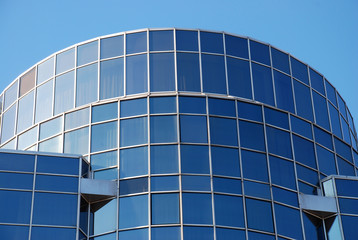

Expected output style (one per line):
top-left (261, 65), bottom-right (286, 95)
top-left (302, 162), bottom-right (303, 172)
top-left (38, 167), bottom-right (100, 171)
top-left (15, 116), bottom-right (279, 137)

top-left (0, 28), bottom-right (358, 239)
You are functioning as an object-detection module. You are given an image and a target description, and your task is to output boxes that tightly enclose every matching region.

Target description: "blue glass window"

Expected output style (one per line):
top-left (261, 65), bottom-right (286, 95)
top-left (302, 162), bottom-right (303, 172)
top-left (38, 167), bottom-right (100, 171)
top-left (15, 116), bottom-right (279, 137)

top-left (202, 54), bottom-right (226, 94)
top-left (241, 150), bottom-right (268, 182)
top-left (119, 177), bottom-right (148, 195)
top-left (64, 127), bottom-right (89, 155)
top-left (76, 63), bottom-right (98, 107)
top-left (180, 115), bottom-right (207, 143)
top-left (183, 193), bottom-right (212, 224)
top-left (293, 79), bottom-right (314, 121)
top-left (272, 187), bottom-right (298, 207)
top-left (214, 194), bottom-right (244, 227)
top-left (266, 126), bottom-right (292, 159)
top-left (152, 193), bottom-right (179, 224)
top-left (65, 107), bottom-right (89, 130)
top-left (310, 69), bottom-right (325, 95)
top-left (271, 48), bottom-right (290, 74)
top-left (38, 137), bottom-right (61, 153)
top-left (100, 58), bottom-right (124, 99)
top-left (313, 91), bottom-right (330, 130)
top-left (18, 127), bottom-right (37, 150)
top-left (118, 229), bottom-right (147, 240)
top-left (341, 116), bottom-right (351, 144)
top-left (77, 41), bottom-right (98, 66)
top-left (269, 156), bottom-right (296, 189)
top-left (0, 172), bottom-right (33, 190)
top-left (239, 121), bottom-right (265, 151)
top-left (118, 195), bottom-right (148, 229)
top-left (226, 57), bottom-right (252, 99)
top-left (150, 53), bottom-right (175, 91)
top-left (0, 225), bottom-right (29, 240)
top-left (149, 30), bottom-right (173, 51)
top-left (252, 63), bottom-right (274, 105)
top-left (248, 232), bottom-right (275, 240)
top-left (246, 198), bottom-right (274, 232)
top-left (297, 164), bottom-right (318, 186)
top-left (179, 96), bottom-right (206, 114)
top-left (100, 35), bottom-right (124, 59)
top-left (37, 155), bottom-right (79, 175)
top-left (150, 96), bottom-right (176, 114)
top-left (177, 53), bottom-right (201, 91)
top-left (291, 115), bottom-right (312, 139)
top-left (183, 227), bottom-right (213, 240)
top-left (35, 79), bottom-right (53, 123)
top-left (17, 91), bottom-right (34, 133)
top-left (152, 227), bottom-right (180, 240)
top-left (0, 153), bottom-right (34, 172)
top-left (176, 30), bottom-right (198, 51)
top-left (213, 177), bottom-right (242, 194)
top-left (275, 204), bottom-right (303, 239)
top-left (273, 70), bottom-right (294, 113)
top-left (336, 179), bottom-right (358, 197)
top-left (35, 175), bottom-right (78, 192)
top-left (237, 101), bottom-right (262, 122)
top-left (92, 102), bottom-right (118, 123)
top-left (337, 156), bottom-right (354, 176)
top-left (210, 117), bottom-right (238, 146)
top-left (91, 121), bottom-right (117, 152)
top-left (56, 48), bottom-right (75, 74)
top-left (54, 71), bottom-right (74, 115)
top-left (250, 40), bottom-right (270, 65)
top-left (126, 31), bottom-right (147, 54)
top-left (291, 57), bottom-right (309, 84)
top-left (182, 175), bottom-right (211, 191)
top-left (181, 145), bottom-right (209, 174)
top-left (338, 94), bottom-right (347, 119)
top-left (329, 103), bottom-right (342, 138)
top-left (120, 146), bottom-right (147, 178)
top-left (90, 199), bottom-right (117, 235)
top-left (293, 135), bottom-right (316, 168)
top-left (94, 168), bottom-right (117, 180)
top-left (120, 97), bottom-right (147, 117)
top-left (314, 126), bottom-right (333, 150)
top-left (264, 107), bottom-right (289, 130)
top-left (244, 180), bottom-right (271, 199)
top-left (326, 80), bottom-right (337, 106)
top-left (151, 176), bottom-right (179, 191)
top-left (37, 57), bottom-right (54, 84)
top-left (334, 137), bottom-right (353, 162)
top-left (316, 145), bottom-right (336, 175)
top-left (302, 213), bottom-right (325, 240)
top-left (120, 117), bottom-right (147, 147)
top-left (150, 115), bottom-right (177, 143)
top-left (31, 227), bottom-right (76, 240)
top-left (225, 34), bottom-right (248, 59)
top-left (126, 54), bottom-right (147, 95)
top-left (208, 98), bottom-right (235, 117)
top-left (4, 80), bottom-right (18, 110)
top-left (0, 190), bottom-right (32, 223)
top-left (200, 31), bottom-right (223, 54)
top-left (151, 145), bottom-right (178, 174)
top-left (91, 150), bottom-right (117, 171)
top-left (211, 146), bottom-right (240, 177)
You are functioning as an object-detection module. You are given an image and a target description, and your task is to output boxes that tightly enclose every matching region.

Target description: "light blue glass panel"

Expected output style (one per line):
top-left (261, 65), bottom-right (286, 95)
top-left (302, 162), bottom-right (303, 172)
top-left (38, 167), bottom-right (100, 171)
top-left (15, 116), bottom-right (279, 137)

top-left (227, 57), bottom-right (252, 99)
top-left (149, 30), bottom-right (173, 51)
top-left (150, 115), bottom-right (177, 143)
top-left (77, 41), bottom-right (98, 66)
top-left (120, 146), bottom-right (148, 178)
top-left (151, 145), bottom-right (178, 174)
top-left (118, 229), bottom-right (148, 240)
top-left (91, 199), bottom-right (117, 235)
top-left (0, 190), bottom-right (32, 223)
top-left (92, 102), bottom-right (118, 123)
top-left (120, 98), bottom-right (147, 117)
top-left (118, 195), bottom-right (148, 229)
top-left (65, 107), bottom-right (89, 130)
top-left (182, 175), bottom-right (211, 191)
top-left (341, 116), bottom-right (351, 144)
top-left (150, 96), bottom-right (176, 114)
top-left (202, 54), bottom-right (226, 94)
top-left (4, 80), bottom-right (18, 110)
top-left (211, 146), bottom-right (240, 177)
top-left (152, 193), bottom-right (179, 224)
top-left (210, 117), bottom-right (238, 146)
top-left (180, 115), bottom-right (207, 143)
top-left (40, 116), bottom-right (62, 140)
top-left (313, 91), bottom-right (330, 131)
top-left (76, 63), bottom-right (98, 107)
top-left (177, 53), bottom-right (200, 91)
top-left (176, 30), bottom-right (198, 51)
top-left (246, 198), bottom-right (273, 232)
top-left (18, 126), bottom-right (37, 150)
top-left (0, 225), bottom-right (29, 240)
top-left (252, 63), bottom-right (274, 106)
top-left (120, 117), bottom-right (147, 147)
top-left (183, 193), bottom-right (212, 224)
top-left (200, 31), bottom-right (223, 54)
top-left (293, 79), bottom-right (314, 121)
top-left (215, 194), bottom-right (244, 227)
top-left (94, 168), bottom-right (117, 180)
top-left (35, 79), bottom-right (53, 123)
top-left (17, 91), bottom-right (34, 133)
top-left (100, 58), bottom-right (124, 99)
top-left (150, 53), bottom-right (175, 92)
top-left (329, 103), bottom-right (342, 138)
top-left (274, 70), bottom-right (294, 113)
top-left (37, 57), bottom-right (54, 84)
top-left (91, 150), bottom-right (117, 171)
top-left (39, 135), bottom-right (62, 153)
top-left (1, 104), bottom-right (16, 143)
top-left (126, 31), bottom-right (147, 54)
top-left (64, 127), bottom-right (89, 155)
top-left (126, 54), bottom-right (147, 95)
top-left (100, 35), bottom-right (124, 59)
top-left (91, 121), bottom-right (117, 152)
top-left (152, 227), bottom-right (180, 240)
top-left (56, 48), bottom-right (75, 74)
top-left (181, 145), bottom-right (209, 174)
top-left (54, 70), bottom-right (74, 115)
top-left (151, 176), bottom-right (179, 191)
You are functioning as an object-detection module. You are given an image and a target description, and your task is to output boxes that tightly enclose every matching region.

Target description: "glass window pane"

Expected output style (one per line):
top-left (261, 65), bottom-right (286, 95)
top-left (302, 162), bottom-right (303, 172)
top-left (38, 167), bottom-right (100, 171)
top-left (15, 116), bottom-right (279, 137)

top-left (54, 70), bottom-right (74, 115)
top-left (120, 117), bottom-right (148, 147)
top-left (275, 204), bottom-right (303, 239)
top-left (273, 70), bottom-right (294, 113)
top-left (213, 177), bottom-right (241, 194)
top-left (92, 102), bottom-right (118, 123)
top-left (264, 107), bottom-right (289, 130)
top-left (176, 30), bottom-right (198, 51)
top-left (150, 96), bottom-right (176, 114)
top-left (334, 136), bottom-right (352, 162)
top-left (118, 195), bottom-right (148, 229)
top-left (31, 227), bottom-right (76, 240)
top-left (0, 190), bottom-right (32, 223)
top-left (17, 91), bottom-right (34, 134)
top-left (126, 31), bottom-right (147, 54)
top-left (177, 52), bottom-right (200, 91)
top-left (91, 150), bottom-right (117, 171)
top-left (180, 115), bottom-right (207, 143)
top-left (210, 117), bottom-right (238, 146)
top-left (40, 116), bottom-right (62, 140)
top-left (77, 41), bottom-right (98, 66)
top-left (337, 156), bottom-right (354, 176)
top-left (181, 145), bottom-right (209, 174)
top-left (100, 58), bottom-right (124, 99)
top-left (314, 126), bottom-right (333, 150)
top-left (65, 107), bottom-right (89, 130)
top-left (246, 198), bottom-right (274, 232)
top-left (0, 172), bottom-right (33, 190)
top-left (241, 150), bottom-right (268, 182)
top-left (151, 145), bottom-right (178, 174)
top-left (64, 127), bottom-right (89, 155)
top-left (149, 30), bottom-right (173, 51)
top-left (1, 105), bottom-right (16, 143)
top-left (37, 57), bottom-right (54, 84)
top-left (152, 227), bottom-right (180, 240)
top-left (202, 54), bottom-right (226, 94)
top-left (182, 175), bottom-right (211, 191)
top-left (90, 199), bottom-right (116, 235)
top-left (316, 145), bottom-right (336, 175)
top-left (329, 103), bottom-right (342, 138)
top-left (200, 31), bottom-right (223, 54)
top-left (313, 91), bottom-right (330, 130)
top-left (37, 155), bottom-right (79, 175)
top-left (237, 101), bottom-right (262, 122)
top-left (293, 79), bottom-right (314, 121)
top-left (216, 228), bottom-right (245, 240)
top-left (56, 48), bottom-right (75, 74)
top-left (269, 156), bottom-right (296, 189)
top-left (293, 135), bottom-right (316, 168)
top-left (101, 35), bottom-right (124, 59)
top-left (118, 229), bottom-right (147, 240)
top-left (76, 63), bottom-right (98, 106)
top-left (225, 34), bottom-right (248, 59)
top-left (183, 193), bottom-right (212, 224)
top-left (120, 146), bottom-right (148, 178)
top-left (39, 135), bottom-right (62, 153)
top-left (252, 63), bottom-right (274, 105)
top-left (151, 176), bottom-right (179, 191)
top-left (291, 57), bottom-right (309, 84)
top-left (341, 116), bottom-right (351, 144)
top-left (94, 168), bottom-right (117, 180)
top-left (244, 180), bottom-right (271, 199)
top-left (266, 126), bottom-right (292, 159)
top-left (211, 146), bottom-right (240, 177)
top-left (20, 68), bottom-right (36, 97)
top-left (150, 53), bottom-right (175, 91)
top-left (35, 175), bottom-right (78, 192)
top-left (271, 48), bottom-right (290, 74)
top-left (4, 80), bottom-right (18, 110)
top-left (272, 186), bottom-right (298, 207)
top-left (119, 177), bottom-right (148, 195)
top-left (18, 126), bottom-right (37, 150)
top-left (326, 80), bottom-right (337, 106)
top-left (215, 194), bottom-right (244, 227)
top-left (250, 40), bottom-right (270, 65)
top-left (126, 54), bottom-right (147, 95)
top-left (183, 227), bottom-right (213, 240)
top-left (303, 213), bottom-right (325, 240)
top-left (227, 57), bottom-right (252, 99)
top-left (310, 69), bottom-right (325, 95)
top-left (239, 121), bottom-right (265, 151)
top-left (179, 96), bottom-right (206, 114)
top-left (150, 115), bottom-right (177, 143)
top-left (152, 193), bottom-right (179, 224)
top-left (35, 79), bottom-right (53, 123)
top-left (91, 121), bottom-right (117, 152)
top-left (0, 225), bottom-right (29, 240)
top-left (0, 152), bottom-right (35, 172)
top-left (291, 115), bottom-right (312, 139)
top-left (296, 164), bottom-right (319, 186)
top-left (209, 98), bottom-right (235, 117)
top-left (120, 97), bottom-right (147, 117)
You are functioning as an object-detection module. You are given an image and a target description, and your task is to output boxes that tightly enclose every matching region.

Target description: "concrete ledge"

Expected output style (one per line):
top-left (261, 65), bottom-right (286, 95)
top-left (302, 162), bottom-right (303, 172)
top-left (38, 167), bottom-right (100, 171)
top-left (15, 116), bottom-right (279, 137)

top-left (81, 178), bottom-right (117, 203)
top-left (299, 194), bottom-right (337, 218)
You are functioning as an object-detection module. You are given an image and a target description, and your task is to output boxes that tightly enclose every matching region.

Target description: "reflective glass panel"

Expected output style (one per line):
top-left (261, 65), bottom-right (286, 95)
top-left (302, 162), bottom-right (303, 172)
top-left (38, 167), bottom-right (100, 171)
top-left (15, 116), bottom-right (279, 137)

top-left (210, 117), bottom-right (238, 146)
top-left (291, 57), bottom-right (309, 84)
top-left (64, 127), bottom-right (89, 155)
top-left (119, 177), bottom-right (148, 195)
top-left (56, 48), bottom-right (75, 74)
top-left (271, 48), bottom-right (290, 74)
top-left (310, 69), bottom-right (325, 95)
top-left (54, 70), bottom-right (74, 115)
top-left (91, 150), bottom-right (117, 171)
top-left (150, 115), bottom-right (177, 143)
top-left (183, 193), bottom-right (212, 224)
top-left (37, 155), bottom-right (79, 175)
top-left (246, 198), bottom-right (274, 232)
top-left (294, 79), bottom-right (314, 121)
top-left (76, 63), bottom-right (98, 106)
top-left (31, 227), bottom-right (76, 240)
top-left (241, 150), bottom-right (268, 182)
top-left (314, 126), bottom-right (333, 150)
top-left (341, 116), bottom-right (351, 144)
top-left (329, 103), bottom-right (342, 138)
top-left (90, 199), bottom-right (117, 235)
top-left (176, 30), bottom-right (198, 51)
top-left (179, 96), bottom-right (206, 114)
top-left (291, 115), bottom-right (312, 139)
top-left (150, 53), bottom-right (175, 91)
top-left (37, 57), bottom-right (54, 84)
top-left (35, 79), bottom-right (53, 123)
top-left (200, 31), bottom-right (223, 54)
top-left (337, 156), bottom-right (354, 176)
top-left (227, 57), bottom-right (252, 99)
top-left (211, 146), bottom-right (240, 177)
top-left (181, 145), bottom-right (209, 174)
top-left (118, 195), bottom-right (148, 229)
top-left (94, 168), bottom-right (117, 180)
top-left (0, 190), bottom-right (32, 223)
top-left (151, 145), bottom-right (178, 174)
top-left (18, 126), bottom-right (37, 150)
top-left (293, 135), bottom-right (316, 168)
top-left (252, 63), bottom-right (274, 105)
top-left (149, 30), bottom-right (173, 51)
top-left (250, 40), bottom-right (270, 65)
top-left (183, 227), bottom-right (213, 240)
top-left (17, 91), bottom-right (34, 133)
top-left (100, 58), bottom-right (124, 99)
top-left (126, 54), bottom-right (147, 95)
top-left (152, 227), bottom-right (180, 240)
top-left (275, 204), bottom-right (303, 239)
top-left (303, 213), bottom-right (325, 240)
top-left (272, 186), bottom-right (298, 207)
top-left (92, 102), bottom-right (118, 123)
top-left (180, 115), bottom-right (207, 143)
top-left (4, 80), bottom-right (18, 110)
top-left (20, 68), bottom-right (35, 97)
top-left (214, 194), bottom-right (244, 227)
top-left (0, 152), bottom-right (35, 172)
top-left (225, 34), bottom-right (248, 59)
top-left (237, 101), bottom-right (262, 122)
top-left (0, 172), bottom-right (33, 190)
top-left (65, 107), bottom-right (89, 130)
top-left (120, 117), bottom-right (148, 147)
top-left (177, 53), bottom-right (201, 91)
top-left (91, 121), bottom-right (117, 152)
top-left (266, 126), bottom-right (292, 159)
top-left (118, 229), bottom-right (147, 240)
top-left (316, 145), bottom-right (336, 175)
top-left (100, 35), bottom-right (124, 59)
top-left (201, 54), bottom-right (226, 94)
top-left (35, 175), bottom-right (78, 192)
top-left (0, 225), bottom-right (29, 240)
top-left (213, 178), bottom-right (241, 195)
top-left (40, 116), bottom-right (62, 140)
top-left (1, 105), bottom-right (16, 143)
top-left (77, 41), bottom-right (98, 66)
top-left (120, 146), bottom-right (148, 178)
top-left (182, 175), bottom-right (211, 191)
top-left (120, 97), bottom-right (147, 117)
top-left (269, 155), bottom-right (296, 189)
top-left (126, 31), bottom-right (147, 54)
top-left (209, 98), bottom-right (235, 117)
top-left (313, 91), bottom-right (330, 130)
top-left (245, 180), bottom-right (271, 199)
top-left (150, 96), bottom-right (176, 114)
top-left (264, 107), bottom-right (289, 130)
top-left (239, 121), bottom-right (265, 151)
top-left (151, 176), bottom-right (179, 191)
top-left (326, 80), bottom-right (337, 106)
top-left (334, 137), bottom-right (353, 162)
top-left (152, 193), bottom-right (179, 224)
top-left (39, 135), bottom-right (62, 153)
top-left (274, 70), bottom-right (294, 113)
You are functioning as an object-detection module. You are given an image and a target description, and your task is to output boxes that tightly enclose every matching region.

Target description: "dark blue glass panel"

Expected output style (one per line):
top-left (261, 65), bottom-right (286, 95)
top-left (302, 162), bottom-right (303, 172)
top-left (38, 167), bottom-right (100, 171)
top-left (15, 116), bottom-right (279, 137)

top-left (119, 177), bottom-right (148, 195)
top-left (200, 32), bottom-right (223, 54)
top-left (182, 175), bottom-right (211, 191)
top-left (313, 91), bottom-right (330, 130)
top-left (264, 107), bottom-right (289, 129)
top-left (250, 40), bottom-right (270, 66)
top-left (336, 179), bottom-right (358, 197)
top-left (91, 150), bottom-right (117, 171)
top-left (341, 116), bottom-right (351, 144)
top-left (120, 98), bottom-right (147, 117)
top-left (244, 180), bottom-right (271, 199)
top-left (152, 193), bottom-right (179, 224)
top-left (120, 146), bottom-right (148, 178)
top-left (246, 198), bottom-right (274, 232)
top-left (299, 181), bottom-right (318, 195)
top-left (325, 80), bottom-right (337, 106)
top-left (211, 146), bottom-right (240, 177)
top-left (210, 117), bottom-right (238, 146)
top-left (269, 155), bottom-right (296, 190)
top-left (275, 204), bottom-right (303, 239)
top-left (226, 57), bottom-right (252, 99)
top-left (92, 102), bottom-right (118, 123)
top-left (202, 54), bottom-right (226, 94)
top-left (176, 30), bottom-right (198, 51)
top-left (100, 58), bottom-right (124, 99)
top-left (271, 48), bottom-right (290, 74)
top-left (126, 54), bottom-right (147, 95)
top-left (126, 31), bottom-right (147, 54)
top-left (338, 94), bottom-right (347, 119)
top-left (337, 156), bottom-right (354, 176)
top-left (252, 63), bottom-right (274, 105)
top-left (316, 145), bottom-right (336, 175)
top-left (120, 117), bottom-right (148, 147)
top-left (237, 101), bottom-right (262, 122)
top-left (273, 70), bottom-right (294, 113)
top-left (314, 126), bottom-right (333, 150)
top-left (149, 30), bottom-right (173, 51)
top-left (208, 98), bottom-right (235, 117)
top-left (293, 135), bottom-right (316, 168)
top-left (151, 176), bottom-right (179, 191)
top-left (310, 69), bottom-right (325, 95)
top-left (118, 195), bottom-right (148, 229)
top-left (215, 194), bottom-right (244, 227)
top-left (296, 164), bottom-right (319, 186)
top-left (248, 232), bottom-right (275, 240)
top-left (183, 227), bottom-right (213, 240)
top-left (151, 145), bottom-right (178, 174)
top-left (341, 216), bottom-right (358, 239)
top-left (150, 115), bottom-right (177, 143)
top-left (118, 229), bottom-right (147, 240)
top-left (334, 137), bottom-right (353, 162)
top-left (216, 228), bottom-right (246, 240)
top-left (241, 150), bottom-right (268, 182)
top-left (36, 175), bottom-right (78, 192)
top-left (183, 193), bottom-right (212, 224)
top-left (181, 145), bottom-right (209, 174)
top-left (225, 34), bottom-right (248, 59)
top-left (179, 96), bottom-right (206, 114)
top-left (266, 126), bottom-right (292, 159)
top-left (291, 115), bottom-right (312, 139)
top-left (0, 172), bottom-right (33, 189)
top-left (294, 79), bottom-right (314, 121)
top-left (0, 225), bottom-right (29, 240)
top-left (180, 115), bottom-right (207, 143)
top-left (213, 177), bottom-right (241, 194)
top-left (272, 186), bottom-right (298, 207)
top-left (100, 35), bottom-right (124, 59)
top-left (31, 227), bottom-right (76, 240)
top-left (152, 227), bottom-right (180, 240)
top-left (150, 53), bottom-right (175, 91)
top-left (91, 121), bottom-right (118, 152)
top-left (177, 53), bottom-right (201, 91)
top-left (0, 190), bottom-right (32, 223)
top-left (239, 121), bottom-right (265, 151)
top-left (0, 152), bottom-right (34, 172)
top-left (291, 57), bottom-right (309, 84)
top-left (329, 103), bottom-right (342, 138)
top-left (302, 213), bottom-right (325, 240)
top-left (33, 192), bottom-right (77, 226)
top-left (37, 155), bottom-right (79, 175)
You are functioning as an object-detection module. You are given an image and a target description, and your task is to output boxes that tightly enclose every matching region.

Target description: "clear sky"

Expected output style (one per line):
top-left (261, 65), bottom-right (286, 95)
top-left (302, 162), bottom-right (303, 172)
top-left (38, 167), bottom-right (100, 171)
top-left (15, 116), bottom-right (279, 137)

top-left (0, 0), bottom-right (357, 126)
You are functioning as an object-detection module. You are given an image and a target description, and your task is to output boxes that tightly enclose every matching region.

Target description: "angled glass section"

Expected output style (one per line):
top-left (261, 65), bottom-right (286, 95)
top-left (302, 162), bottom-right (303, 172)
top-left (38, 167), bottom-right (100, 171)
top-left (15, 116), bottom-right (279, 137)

top-left (271, 48), bottom-right (290, 74)
top-left (200, 31), bottom-right (223, 54)
top-left (273, 70), bottom-right (294, 113)
top-left (291, 57), bottom-right (309, 84)
top-left (20, 68), bottom-right (35, 97)
top-left (17, 91), bottom-right (34, 133)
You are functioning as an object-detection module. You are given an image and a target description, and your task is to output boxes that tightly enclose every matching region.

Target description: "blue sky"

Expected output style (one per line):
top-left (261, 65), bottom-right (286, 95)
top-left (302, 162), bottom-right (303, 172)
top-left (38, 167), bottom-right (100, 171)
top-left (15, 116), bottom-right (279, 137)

top-left (0, 0), bottom-right (357, 125)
